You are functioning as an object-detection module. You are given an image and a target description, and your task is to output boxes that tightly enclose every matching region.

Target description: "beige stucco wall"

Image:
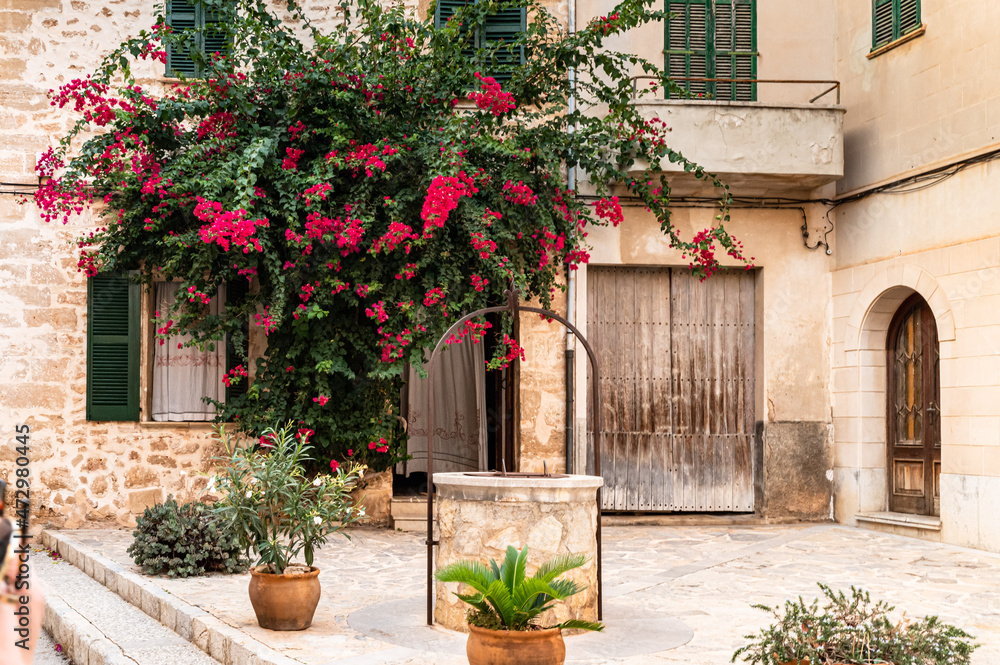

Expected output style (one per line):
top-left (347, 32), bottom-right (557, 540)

top-left (831, 0), bottom-right (1000, 552)
top-left (836, 0), bottom-right (1000, 194)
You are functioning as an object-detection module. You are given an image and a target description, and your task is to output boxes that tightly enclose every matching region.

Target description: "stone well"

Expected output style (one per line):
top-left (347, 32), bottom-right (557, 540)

top-left (433, 472), bottom-right (603, 631)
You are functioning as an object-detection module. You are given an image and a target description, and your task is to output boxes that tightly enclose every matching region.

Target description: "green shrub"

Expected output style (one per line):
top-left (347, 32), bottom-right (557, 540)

top-left (128, 496), bottom-right (248, 578)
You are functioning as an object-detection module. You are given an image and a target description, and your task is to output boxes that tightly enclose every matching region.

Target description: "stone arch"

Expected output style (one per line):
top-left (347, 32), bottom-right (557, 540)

top-left (845, 266), bottom-right (955, 353)
top-left (841, 267), bottom-right (952, 515)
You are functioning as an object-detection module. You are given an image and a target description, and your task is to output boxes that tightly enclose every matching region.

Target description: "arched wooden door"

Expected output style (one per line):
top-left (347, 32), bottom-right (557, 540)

top-left (886, 293), bottom-right (941, 516)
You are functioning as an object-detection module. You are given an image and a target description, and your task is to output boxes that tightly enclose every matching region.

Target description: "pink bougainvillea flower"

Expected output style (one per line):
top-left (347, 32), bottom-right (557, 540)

top-left (329, 459), bottom-right (339, 472)
top-left (313, 395), bottom-right (330, 406)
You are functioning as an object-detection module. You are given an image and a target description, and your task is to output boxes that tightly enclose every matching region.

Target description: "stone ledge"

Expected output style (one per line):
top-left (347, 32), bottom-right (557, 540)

top-left (41, 530), bottom-right (303, 665)
top-left (856, 511), bottom-right (942, 531)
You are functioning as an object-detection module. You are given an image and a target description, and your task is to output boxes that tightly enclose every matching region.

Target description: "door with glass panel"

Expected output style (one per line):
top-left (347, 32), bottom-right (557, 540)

top-left (886, 294), bottom-right (941, 516)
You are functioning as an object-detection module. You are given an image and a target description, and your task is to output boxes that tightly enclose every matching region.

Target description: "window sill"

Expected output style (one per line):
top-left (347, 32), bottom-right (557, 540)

top-left (867, 25), bottom-right (926, 59)
top-left (138, 421), bottom-right (227, 430)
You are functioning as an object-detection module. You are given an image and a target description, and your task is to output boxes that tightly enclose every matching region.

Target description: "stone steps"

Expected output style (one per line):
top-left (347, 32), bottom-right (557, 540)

top-left (390, 496), bottom-right (436, 533)
top-left (34, 536), bottom-right (222, 665)
top-left (38, 531), bottom-right (298, 665)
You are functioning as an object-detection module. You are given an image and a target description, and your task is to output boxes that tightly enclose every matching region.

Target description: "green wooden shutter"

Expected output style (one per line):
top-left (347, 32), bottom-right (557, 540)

top-left (225, 280), bottom-right (250, 403)
top-left (436, 0), bottom-right (477, 60)
top-left (167, 0), bottom-right (198, 77)
top-left (665, 0), bottom-right (710, 98)
top-left (482, 6), bottom-right (526, 83)
top-left (898, 0), bottom-right (920, 37)
top-left (714, 0), bottom-right (756, 101)
top-left (87, 274), bottom-right (140, 421)
top-left (872, 0), bottom-right (919, 50)
top-left (203, 5), bottom-right (231, 67)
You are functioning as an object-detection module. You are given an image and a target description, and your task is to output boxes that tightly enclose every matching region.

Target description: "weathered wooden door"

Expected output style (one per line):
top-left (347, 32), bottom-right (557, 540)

top-left (587, 266), bottom-right (755, 512)
top-left (887, 294), bottom-right (941, 516)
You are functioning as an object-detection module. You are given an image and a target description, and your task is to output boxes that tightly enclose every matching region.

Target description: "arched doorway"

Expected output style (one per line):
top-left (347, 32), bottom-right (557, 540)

top-left (886, 293), bottom-right (941, 516)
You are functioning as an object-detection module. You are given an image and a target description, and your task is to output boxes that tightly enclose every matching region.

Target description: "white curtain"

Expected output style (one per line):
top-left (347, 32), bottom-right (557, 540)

top-left (404, 339), bottom-right (487, 475)
top-left (152, 282), bottom-right (225, 422)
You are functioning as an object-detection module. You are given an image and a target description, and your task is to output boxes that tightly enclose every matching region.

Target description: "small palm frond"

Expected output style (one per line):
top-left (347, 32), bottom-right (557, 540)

top-left (548, 577), bottom-right (584, 600)
top-left (512, 576), bottom-right (558, 614)
top-left (435, 559), bottom-right (496, 596)
top-left (557, 619), bottom-right (604, 632)
top-left (533, 552), bottom-right (588, 584)
top-left (498, 545), bottom-right (522, 592)
top-left (456, 591), bottom-right (491, 613)
top-left (484, 578), bottom-right (517, 627)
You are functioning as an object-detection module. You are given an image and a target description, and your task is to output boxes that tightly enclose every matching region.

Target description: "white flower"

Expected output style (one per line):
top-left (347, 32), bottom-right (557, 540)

top-left (313, 478), bottom-right (322, 487)
top-left (249, 477), bottom-right (258, 484)
top-left (206, 476), bottom-right (217, 492)
top-left (359, 508), bottom-right (366, 516)
top-left (313, 516), bottom-right (321, 525)
top-left (245, 490), bottom-right (252, 498)
top-left (179, 470), bottom-right (187, 476)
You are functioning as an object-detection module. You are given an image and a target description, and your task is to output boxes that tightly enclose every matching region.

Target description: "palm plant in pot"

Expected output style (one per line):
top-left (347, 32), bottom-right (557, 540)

top-left (212, 423), bottom-right (365, 630)
top-left (731, 583), bottom-right (978, 665)
top-left (435, 545), bottom-right (603, 665)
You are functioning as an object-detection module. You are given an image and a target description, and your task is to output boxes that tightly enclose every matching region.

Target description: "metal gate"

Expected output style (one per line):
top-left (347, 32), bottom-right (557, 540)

top-left (587, 266), bottom-right (755, 512)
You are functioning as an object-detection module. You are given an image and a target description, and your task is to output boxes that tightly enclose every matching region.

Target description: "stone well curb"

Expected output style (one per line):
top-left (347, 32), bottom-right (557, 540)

top-left (41, 530), bottom-right (301, 665)
top-left (43, 587), bottom-right (134, 665)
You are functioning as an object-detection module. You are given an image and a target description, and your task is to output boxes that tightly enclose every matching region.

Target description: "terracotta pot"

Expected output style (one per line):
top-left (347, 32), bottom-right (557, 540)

top-left (466, 624), bottom-right (566, 665)
top-left (247, 566), bottom-right (321, 630)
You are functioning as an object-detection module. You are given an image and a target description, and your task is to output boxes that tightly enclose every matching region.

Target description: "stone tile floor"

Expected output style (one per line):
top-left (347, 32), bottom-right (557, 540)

top-left (52, 524), bottom-right (1000, 664)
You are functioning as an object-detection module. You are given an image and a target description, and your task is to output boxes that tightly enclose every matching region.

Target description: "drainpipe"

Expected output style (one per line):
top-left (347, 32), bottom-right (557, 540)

top-left (564, 0), bottom-right (577, 475)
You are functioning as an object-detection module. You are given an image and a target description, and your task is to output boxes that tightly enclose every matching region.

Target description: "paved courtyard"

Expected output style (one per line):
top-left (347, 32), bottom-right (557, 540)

top-left (44, 524), bottom-right (1000, 664)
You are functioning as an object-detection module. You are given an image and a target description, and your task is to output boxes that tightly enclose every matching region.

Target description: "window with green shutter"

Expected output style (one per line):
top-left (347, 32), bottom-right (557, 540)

top-left (872, 0), bottom-right (921, 51)
top-left (665, 0), bottom-right (756, 101)
top-left (166, 0), bottom-right (232, 78)
top-left (87, 274), bottom-right (140, 421)
top-left (435, 0), bottom-right (526, 83)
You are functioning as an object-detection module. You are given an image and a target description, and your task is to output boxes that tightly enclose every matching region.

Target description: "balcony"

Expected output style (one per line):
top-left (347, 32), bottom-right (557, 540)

top-left (631, 79), bottom-right (846, 196)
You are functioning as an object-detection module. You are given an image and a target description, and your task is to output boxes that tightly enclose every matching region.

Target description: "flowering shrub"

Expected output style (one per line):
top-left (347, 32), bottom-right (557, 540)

top-left (210, 424), bottom-right (365, 574)
top-left (34, 0), bottom-right (749, 468)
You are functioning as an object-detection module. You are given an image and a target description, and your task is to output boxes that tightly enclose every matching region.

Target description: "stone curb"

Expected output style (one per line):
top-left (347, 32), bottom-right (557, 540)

top-left (41, 530), bottom-right (303, 665)
top-left (43, 589), bottom-right (135, 665)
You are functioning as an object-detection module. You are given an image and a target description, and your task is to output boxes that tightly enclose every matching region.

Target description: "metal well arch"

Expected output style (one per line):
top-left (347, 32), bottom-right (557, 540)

top-left (423, 286), bottom-right (604, 625)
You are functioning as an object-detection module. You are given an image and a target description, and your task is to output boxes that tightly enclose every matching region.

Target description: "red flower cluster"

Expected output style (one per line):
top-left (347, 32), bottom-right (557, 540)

top-left (593, 196), bottom-right (623, 226)
top-left (470, 274), bottom-right (488, 292)
top-left (365, 300), bottom-right (388, 323)
top-left (467, 73), bottom-right (516, 116)
top-left (591, 11), bottom-right (620, 34)
top-left (194, 197), bottom-right (268, 253)
top-left (313, 395), bottom-right (330, 406)
top-left (502, 180), bottom-right (538, 206)
top-left (223, 364), bottom-right (248, 387)
top-left (282, 147), bottom-right (305, 170)
top-left (420, 171), bottom-right (478, 236)
top-left (368, 437), bottom-right (389, 453)
top-left (196, 111), bottom-right (238, 142)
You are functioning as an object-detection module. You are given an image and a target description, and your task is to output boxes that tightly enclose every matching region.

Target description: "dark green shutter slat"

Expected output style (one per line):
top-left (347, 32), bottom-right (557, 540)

top-left (482, 7), bottom-right (525, 82)
top-left (167, 0), bottom-right (198, 77)
top-left (87, 274), bottom-right (139, 421)
top-left (436, 0), bottom-right (477, 59)
top-left (225, 280), bottom-right (250, 403)
top-left (899, 0), bottom-right (920, 35)
top-left (203, 8), bottom-right (230, 65)
top-left (873, 0), bottom-right (894, 48)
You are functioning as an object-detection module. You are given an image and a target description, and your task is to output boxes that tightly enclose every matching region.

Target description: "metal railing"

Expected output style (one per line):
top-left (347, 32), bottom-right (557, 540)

top-left (630, 76), bottom-right (841, 105)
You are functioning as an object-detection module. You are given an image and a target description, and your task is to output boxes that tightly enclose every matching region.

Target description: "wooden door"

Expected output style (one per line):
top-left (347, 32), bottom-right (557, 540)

top-left (587, 266), bottom-right (755, 512)
top-left (887, 294), bottom-right (941, 516)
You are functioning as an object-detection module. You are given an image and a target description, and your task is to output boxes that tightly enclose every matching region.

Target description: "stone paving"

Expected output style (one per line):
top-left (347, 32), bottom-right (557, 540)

top-left (48, 524), bottom-right (1000, 664)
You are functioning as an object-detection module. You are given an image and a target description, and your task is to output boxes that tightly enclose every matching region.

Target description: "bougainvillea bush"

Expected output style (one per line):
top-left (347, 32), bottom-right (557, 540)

top-left (36, 0), bottom-right (748, 469)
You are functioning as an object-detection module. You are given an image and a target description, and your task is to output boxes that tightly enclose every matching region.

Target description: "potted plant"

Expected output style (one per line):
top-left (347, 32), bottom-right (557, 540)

top-left (731, 583), bottom-right (978, 665)
top-left (435, 545), bottom-right (603, 665)
top-left (212, 423), bottom-right (365, 630)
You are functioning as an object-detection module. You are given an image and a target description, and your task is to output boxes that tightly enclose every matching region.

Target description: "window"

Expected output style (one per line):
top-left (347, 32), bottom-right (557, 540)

top-left (665, 0), bottom-right (757, 102)
top-left (166, 0), bottom-right (231, 78)
top-left (86, 273), bottom-right (247, 422)
top-left (434, 0), bottom-right (526, 83)
top-left (872, 0), bottom-right (921, 51)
